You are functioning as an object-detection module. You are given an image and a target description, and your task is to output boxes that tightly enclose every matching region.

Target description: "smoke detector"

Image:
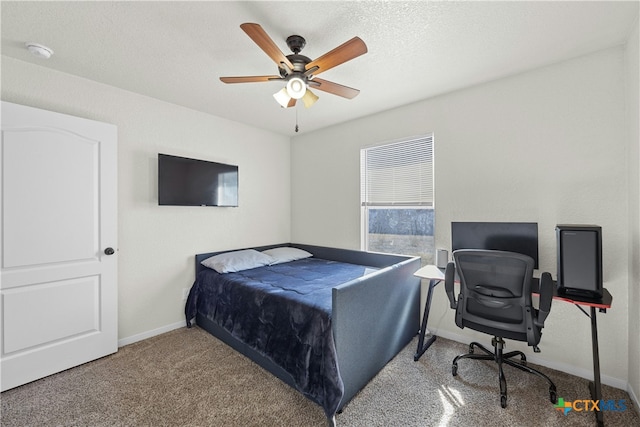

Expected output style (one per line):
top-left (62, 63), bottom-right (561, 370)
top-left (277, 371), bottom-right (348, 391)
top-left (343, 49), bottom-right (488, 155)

top-left (25, 42), bottom-right (53, 59)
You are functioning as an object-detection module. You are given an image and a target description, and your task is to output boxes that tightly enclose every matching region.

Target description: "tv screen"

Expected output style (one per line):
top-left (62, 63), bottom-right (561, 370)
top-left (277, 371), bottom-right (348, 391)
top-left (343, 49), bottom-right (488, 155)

top-left (451, 222), bottom-right (539, 268)
top-left (158, 153), bottom-right (238, 207)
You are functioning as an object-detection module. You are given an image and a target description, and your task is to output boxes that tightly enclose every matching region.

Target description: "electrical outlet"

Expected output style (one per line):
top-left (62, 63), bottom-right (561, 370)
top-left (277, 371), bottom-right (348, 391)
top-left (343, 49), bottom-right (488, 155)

top-left (182, 288), bottom-right (190, 300)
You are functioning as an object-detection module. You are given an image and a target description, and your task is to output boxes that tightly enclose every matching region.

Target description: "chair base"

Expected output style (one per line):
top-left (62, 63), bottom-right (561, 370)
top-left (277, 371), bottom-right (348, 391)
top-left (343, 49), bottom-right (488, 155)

top-left (452, 337), bottom-right (557, 408)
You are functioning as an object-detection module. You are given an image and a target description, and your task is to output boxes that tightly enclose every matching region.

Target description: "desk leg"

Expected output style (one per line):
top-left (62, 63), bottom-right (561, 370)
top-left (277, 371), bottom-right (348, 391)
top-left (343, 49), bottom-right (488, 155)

top-left (414, 279), bottom-right (440, 361)
top-left (588, 306), bottom-right (604, 427)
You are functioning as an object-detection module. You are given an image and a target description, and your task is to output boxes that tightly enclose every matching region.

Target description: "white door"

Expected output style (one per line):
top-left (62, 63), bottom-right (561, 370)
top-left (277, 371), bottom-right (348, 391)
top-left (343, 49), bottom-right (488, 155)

top-left (1, 101), bottom-right (118, 391)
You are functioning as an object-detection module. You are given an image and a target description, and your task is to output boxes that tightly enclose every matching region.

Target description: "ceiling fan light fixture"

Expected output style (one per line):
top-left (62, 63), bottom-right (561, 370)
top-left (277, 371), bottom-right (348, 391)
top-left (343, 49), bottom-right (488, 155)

top-left (273, 87), bottom-right (293, 108)
top-left (286, 76), bottom-right (306, 99)
top-left (301, 89), bottom-right (319, 108)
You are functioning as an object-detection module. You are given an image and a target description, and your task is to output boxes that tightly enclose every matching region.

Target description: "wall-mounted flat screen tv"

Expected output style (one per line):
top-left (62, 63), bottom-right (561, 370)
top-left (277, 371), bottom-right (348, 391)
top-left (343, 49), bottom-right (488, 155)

top-left (158, 153), bottom-right (238, 207)
top-left (451, 222), bottom-right (539, 268)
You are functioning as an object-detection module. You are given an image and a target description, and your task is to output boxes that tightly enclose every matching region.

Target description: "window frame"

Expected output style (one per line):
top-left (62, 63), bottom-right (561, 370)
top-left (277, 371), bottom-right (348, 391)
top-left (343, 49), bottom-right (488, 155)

top-left (360, 133), bottom-right (434, 254)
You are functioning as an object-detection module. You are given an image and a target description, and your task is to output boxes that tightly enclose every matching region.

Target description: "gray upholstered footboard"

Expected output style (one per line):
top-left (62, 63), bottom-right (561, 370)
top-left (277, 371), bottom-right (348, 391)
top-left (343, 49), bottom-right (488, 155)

top-left (329, 251), bottom-right (421, 410)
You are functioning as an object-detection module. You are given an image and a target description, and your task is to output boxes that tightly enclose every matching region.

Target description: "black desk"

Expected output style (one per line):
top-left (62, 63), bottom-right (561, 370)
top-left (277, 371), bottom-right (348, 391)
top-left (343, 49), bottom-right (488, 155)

top-left (413, 265), bottom-right (444, 361)
top-left (413, 265), bottom-right (613, 427)
top-left (551, 287), bottom-right (612, 427)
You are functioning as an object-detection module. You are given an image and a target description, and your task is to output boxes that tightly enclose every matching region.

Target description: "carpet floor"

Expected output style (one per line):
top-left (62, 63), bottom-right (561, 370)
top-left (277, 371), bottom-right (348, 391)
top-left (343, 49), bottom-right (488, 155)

top-left (1, 327), bottom-right (638, 426)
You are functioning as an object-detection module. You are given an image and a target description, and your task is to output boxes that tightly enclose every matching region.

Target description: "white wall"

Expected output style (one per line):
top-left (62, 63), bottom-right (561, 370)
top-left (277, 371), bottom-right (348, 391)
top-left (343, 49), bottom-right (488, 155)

top-left (291, 47), bottom-right (631, 386)
top-left (626, 17), bottom-right (640, 404)
top-left (1, 57), bottom-right (291, 341)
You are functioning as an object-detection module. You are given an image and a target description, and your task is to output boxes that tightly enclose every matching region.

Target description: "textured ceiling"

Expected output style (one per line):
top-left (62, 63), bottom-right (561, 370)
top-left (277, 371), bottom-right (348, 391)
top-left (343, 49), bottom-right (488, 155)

top-left (1, 1), bottom-right (638, 136)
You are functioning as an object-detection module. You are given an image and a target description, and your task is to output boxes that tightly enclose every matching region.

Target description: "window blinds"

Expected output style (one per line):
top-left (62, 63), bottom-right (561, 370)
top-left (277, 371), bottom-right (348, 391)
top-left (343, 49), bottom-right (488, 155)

top-left (361, 134), bottom-right (434, 207)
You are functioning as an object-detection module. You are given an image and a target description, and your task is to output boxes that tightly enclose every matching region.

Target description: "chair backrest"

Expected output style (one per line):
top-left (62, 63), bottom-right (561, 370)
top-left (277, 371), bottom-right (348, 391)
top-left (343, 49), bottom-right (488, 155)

top-left (452, 249), bottom-right (541, 345)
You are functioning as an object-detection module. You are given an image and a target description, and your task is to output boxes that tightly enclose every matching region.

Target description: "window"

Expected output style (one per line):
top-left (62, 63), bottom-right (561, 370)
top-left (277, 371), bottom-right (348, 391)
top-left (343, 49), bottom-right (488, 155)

top-left (360, 134), bottom-right (434, 263)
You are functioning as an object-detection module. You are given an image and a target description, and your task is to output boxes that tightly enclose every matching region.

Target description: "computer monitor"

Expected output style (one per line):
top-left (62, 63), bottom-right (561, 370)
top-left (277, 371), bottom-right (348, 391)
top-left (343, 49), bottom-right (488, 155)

top-left (451, 222), bottom-right (539, 269)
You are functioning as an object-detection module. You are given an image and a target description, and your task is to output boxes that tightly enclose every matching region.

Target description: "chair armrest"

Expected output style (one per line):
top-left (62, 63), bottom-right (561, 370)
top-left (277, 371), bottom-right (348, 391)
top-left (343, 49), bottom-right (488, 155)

top-left (534, 272), bottom-right (553, 327)
top-left (445, 262), bottom-right (457, 309)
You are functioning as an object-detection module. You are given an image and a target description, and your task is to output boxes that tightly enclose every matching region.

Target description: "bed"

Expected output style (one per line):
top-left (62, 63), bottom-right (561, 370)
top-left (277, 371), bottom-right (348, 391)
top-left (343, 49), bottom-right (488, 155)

top-left (185, 243), bottom-right (421, 425)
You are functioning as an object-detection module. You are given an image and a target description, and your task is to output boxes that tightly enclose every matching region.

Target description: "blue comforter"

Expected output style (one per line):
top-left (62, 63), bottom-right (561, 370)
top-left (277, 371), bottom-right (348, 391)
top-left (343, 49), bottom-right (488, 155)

top-left (184, 258), bottom-right (376, 419)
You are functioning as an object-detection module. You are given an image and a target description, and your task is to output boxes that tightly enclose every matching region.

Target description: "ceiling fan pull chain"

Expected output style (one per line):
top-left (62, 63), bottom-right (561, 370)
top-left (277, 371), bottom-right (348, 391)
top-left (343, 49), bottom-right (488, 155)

top-left (295, 105), bottom-right (299, 133)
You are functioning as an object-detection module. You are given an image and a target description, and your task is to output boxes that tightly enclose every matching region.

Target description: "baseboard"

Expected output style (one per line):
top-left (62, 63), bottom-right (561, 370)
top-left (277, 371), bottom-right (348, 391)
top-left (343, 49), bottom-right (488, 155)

top-left (628, 382), bottom-right (640, 413)
top-left (432, 329), bottom-right (628, 391)
top-left (117, 320), bottom-right (185, 347)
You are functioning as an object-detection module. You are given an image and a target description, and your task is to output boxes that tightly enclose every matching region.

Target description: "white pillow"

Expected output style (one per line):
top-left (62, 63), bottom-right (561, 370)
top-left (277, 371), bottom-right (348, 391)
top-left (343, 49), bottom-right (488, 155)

top-left (201, 249), bottom-right (274, 273)
top-left (262, 247), bottom-right (313, 265)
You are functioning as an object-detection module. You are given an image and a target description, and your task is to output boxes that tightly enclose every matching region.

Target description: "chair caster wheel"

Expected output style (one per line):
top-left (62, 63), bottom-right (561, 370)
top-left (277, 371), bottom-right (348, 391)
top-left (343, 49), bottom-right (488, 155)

top-left (452, 364), bottom-right (458, 377)
top-left (500, 395), bottom-right (507, 408)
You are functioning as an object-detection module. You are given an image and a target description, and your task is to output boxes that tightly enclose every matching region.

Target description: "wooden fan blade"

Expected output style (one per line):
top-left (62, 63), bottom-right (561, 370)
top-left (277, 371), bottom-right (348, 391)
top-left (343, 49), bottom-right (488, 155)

top-left (310, 78), bottom-right (360, 99)
top-left (305, 37), bottom-right (367, 76)
top-left (240, 23), bottom-right (294, 70)
top-left (220, 75), bottom-right (282, 83)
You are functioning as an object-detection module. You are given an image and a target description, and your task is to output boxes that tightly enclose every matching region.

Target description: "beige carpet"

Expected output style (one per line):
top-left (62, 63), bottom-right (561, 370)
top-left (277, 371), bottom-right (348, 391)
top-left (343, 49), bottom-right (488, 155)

top-left (1, 327), bottom-right (638, 426)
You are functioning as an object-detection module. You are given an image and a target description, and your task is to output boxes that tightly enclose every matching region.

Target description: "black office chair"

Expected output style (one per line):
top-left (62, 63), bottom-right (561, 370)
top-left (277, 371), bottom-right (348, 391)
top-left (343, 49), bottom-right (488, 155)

top-left (445, 249), bottom-right (557, 408)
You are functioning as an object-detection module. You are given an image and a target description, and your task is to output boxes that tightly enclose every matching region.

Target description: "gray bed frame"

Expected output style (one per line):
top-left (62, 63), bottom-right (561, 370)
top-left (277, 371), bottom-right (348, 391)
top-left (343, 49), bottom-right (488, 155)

top-left (192, 243), bottom-right (421, 425)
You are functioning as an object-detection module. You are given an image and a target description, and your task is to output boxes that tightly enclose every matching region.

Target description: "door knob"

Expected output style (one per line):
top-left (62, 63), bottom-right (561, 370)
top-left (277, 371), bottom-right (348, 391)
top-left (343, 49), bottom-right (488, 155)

top-left (104, 247), bottom-right (115, 255)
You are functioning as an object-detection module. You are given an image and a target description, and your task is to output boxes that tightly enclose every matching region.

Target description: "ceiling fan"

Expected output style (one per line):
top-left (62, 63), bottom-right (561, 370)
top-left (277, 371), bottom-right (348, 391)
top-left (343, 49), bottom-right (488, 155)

top-left (220, 23), bottom-right (368, 109)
